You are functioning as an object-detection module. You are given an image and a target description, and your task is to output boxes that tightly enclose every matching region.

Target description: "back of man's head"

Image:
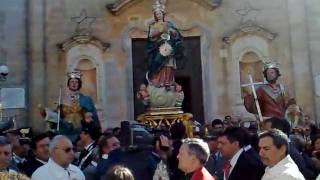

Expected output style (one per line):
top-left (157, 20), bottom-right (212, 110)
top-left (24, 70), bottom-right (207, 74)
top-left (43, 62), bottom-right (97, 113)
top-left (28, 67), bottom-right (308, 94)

top-left (170, 122), bottom-right (186, 140)
top-left (182, 138), bottom-right (210, 165)
top-left (0, 136), bottom-right (10, 146)
top-left (81, 122), bottom-right (101, 141)
top-left (268, 117), bottom-right (291, 135)
top-left (211, 119), bottom-right (223, 128)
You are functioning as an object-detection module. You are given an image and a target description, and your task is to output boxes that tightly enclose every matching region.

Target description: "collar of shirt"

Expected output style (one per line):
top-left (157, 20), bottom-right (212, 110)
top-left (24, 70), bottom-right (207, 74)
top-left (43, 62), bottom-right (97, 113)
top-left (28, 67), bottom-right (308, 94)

top-left (12, 153), bottom-right (25, 163)
top-left (84, 142), bottom-right (95, 151)
top-left (47, 158), bottom-right (71, 178)
top-left (102, 154), bottom-right (108, 160)
top-left (264, 155), bottom-right (292, 175)
top-left (229, 148), bottom-right (244, 174)
top-left (35, 158), bottom-right (48, 165)
top-left (90, 161), bottom-right (97, 167)
top-left (243, 145), bottom-right (252, 151)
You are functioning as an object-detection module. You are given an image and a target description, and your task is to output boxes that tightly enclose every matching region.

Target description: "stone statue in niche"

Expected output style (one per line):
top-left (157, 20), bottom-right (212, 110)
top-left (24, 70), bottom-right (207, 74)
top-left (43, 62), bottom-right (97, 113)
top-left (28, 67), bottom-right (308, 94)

top-left (137, 0), bottom-right (185, 108)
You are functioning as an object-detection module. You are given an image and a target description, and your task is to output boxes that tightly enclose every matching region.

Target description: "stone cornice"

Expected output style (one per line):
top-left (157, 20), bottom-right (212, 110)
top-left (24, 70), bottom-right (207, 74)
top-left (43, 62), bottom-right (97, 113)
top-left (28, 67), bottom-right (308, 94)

top-left (57, 35), bottom-right (110, 52)
top-left (106, 0), bottom-right (222, 15)
top-left (223, 21), bottom-right (277, 44)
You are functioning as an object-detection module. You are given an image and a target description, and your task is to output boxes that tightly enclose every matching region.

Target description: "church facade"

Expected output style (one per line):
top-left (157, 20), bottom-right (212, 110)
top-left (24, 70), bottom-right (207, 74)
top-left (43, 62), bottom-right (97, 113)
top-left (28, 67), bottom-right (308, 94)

top-left (0, 0), bottom-right (320, 131)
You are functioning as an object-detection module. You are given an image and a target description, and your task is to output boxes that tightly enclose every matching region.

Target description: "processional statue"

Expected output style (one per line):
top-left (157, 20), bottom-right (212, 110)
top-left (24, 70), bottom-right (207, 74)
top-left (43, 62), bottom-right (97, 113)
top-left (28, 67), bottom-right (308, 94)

top-left (243, 60), bottom-right (297, 126)
top-left (137, 0), bottom-right (193, 136)
top-left (39, 71), bottom-right (101, 142)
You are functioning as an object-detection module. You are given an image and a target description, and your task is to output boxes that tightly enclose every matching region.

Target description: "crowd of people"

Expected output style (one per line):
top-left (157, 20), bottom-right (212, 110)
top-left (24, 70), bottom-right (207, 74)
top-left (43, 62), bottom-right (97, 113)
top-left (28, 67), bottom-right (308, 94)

top-left (0, 2), bottom-right (319, 179)
top-left (0, 114), bottom-right (320, 180)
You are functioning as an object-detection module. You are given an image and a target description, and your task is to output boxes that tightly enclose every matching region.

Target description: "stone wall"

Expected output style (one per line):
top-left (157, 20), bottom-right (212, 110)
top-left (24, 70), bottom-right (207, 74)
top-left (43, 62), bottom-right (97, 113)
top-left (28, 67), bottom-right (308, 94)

top-left (23, 0), bottom-right (320, 131)
top-left (0, 0), bottom-right (27, 127)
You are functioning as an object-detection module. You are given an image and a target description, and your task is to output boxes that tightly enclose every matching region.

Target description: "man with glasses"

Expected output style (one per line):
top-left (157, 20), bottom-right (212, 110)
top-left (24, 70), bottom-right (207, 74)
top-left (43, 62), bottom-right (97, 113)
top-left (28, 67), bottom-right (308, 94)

top-left (31, 135), bottom-right (84, 180)
top-left (21, 133), bottom-right (50, 177)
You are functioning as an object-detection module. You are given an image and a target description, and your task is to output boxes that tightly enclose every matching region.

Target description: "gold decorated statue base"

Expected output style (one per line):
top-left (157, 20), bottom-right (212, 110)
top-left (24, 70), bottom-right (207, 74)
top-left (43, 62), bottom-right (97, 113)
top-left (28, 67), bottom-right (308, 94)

top-left (137, 107), bottom-right (194, 137)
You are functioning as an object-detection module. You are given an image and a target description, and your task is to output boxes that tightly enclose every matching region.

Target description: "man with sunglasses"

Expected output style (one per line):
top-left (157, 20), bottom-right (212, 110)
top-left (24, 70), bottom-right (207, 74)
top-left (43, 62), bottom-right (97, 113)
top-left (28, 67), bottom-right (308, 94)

top-left (31, 135), bottom-right (84, 180)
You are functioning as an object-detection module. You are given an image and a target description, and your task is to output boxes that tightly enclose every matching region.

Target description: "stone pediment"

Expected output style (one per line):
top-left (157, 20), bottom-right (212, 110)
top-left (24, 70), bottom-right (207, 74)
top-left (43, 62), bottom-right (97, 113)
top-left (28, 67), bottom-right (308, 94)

top-left (223, 21), bottom-right (277, 44)
top-left (106, 0), bottom-right (222, 15)
top-left (57, 35), bottom-right (110, 52)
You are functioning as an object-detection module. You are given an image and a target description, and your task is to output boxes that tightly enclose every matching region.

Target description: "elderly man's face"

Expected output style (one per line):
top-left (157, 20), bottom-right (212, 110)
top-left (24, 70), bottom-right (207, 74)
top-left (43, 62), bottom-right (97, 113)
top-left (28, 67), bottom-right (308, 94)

top-left (52, 138), bottom-right (75, 166)
top-left (177, 144), bottom-right (195, 173)
top-left (0, 144), bottom-right (12, 169)
top-left (259, 136), bottom-right (286, 167)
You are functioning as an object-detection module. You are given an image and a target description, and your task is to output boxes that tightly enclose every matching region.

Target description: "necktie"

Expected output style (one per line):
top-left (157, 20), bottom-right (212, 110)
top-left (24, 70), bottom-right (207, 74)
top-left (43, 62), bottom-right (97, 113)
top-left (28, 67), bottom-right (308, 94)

top-left (224, 160), bottom-right (231, 180)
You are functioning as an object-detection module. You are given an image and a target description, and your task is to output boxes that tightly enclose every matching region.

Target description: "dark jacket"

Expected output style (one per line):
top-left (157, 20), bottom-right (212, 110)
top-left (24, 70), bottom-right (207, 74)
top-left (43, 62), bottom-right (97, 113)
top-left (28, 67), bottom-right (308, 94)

top-left (21, 158), bottom-right (45, 177)
top-left (228, 151), bottom-right (264, 180)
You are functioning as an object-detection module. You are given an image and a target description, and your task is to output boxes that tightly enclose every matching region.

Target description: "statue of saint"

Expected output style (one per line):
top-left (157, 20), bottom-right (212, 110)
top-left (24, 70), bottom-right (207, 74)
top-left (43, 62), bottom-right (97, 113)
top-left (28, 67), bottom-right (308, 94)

top-left (244, 61), bottom-right (296, 119)
top-left (40, 71), bottom-right (100, 142)
top-left (137, 0), bottom-right (185, 108)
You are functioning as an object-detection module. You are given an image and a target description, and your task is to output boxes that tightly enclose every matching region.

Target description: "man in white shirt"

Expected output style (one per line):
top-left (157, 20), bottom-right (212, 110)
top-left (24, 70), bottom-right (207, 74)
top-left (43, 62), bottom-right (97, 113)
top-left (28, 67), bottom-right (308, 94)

top-left (259, 129), bottom-right (305, 180)
top-left (31, 135), bottom-right (85, 180)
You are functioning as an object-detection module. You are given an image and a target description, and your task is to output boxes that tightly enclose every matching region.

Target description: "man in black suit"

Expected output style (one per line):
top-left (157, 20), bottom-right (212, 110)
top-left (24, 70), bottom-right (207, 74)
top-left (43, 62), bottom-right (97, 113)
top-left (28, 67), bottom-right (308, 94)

top-left (21, 133), bottom-right (50, 177)
top-left (217, 127), bottom-right (264, 180)
top-left (77, 121), bottom-right (100, 170)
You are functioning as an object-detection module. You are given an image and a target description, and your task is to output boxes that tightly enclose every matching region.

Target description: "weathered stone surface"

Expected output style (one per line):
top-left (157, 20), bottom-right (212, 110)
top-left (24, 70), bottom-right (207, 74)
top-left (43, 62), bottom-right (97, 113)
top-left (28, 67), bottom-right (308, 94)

top-left (1, 0), bottom-right (320, 131)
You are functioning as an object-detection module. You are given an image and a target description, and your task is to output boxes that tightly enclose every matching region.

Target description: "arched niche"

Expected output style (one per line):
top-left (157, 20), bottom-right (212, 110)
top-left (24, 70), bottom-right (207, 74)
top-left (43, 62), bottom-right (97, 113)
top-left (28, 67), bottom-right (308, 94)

top-left (58, 35), bottom-right (110, 123)
top-left (223, 22), bottom-right (277, 116)
top-left (239, 51), bottom-right (264, 97)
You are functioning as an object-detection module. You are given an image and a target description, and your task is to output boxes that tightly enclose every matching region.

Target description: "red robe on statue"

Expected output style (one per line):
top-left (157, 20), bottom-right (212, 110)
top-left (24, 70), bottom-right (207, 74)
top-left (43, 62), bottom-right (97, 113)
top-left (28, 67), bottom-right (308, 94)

top-left (244, 84), bottom-right (295, 119)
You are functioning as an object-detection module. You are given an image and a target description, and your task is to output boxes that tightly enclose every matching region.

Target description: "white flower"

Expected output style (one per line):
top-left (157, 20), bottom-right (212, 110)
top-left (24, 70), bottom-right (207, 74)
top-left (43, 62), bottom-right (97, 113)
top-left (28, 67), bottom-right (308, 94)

top-left (159, 42), bottom-right (173, 57)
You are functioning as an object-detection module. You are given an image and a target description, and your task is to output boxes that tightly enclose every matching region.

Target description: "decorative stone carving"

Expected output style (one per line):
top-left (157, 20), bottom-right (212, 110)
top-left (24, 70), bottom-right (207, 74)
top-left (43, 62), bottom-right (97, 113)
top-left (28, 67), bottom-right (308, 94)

top-left (223, 21), bottom-right (277, 45)
top-left (57, 34), bottom-right (110, 52)
top-left (106, 0), bottom-right (222, 15)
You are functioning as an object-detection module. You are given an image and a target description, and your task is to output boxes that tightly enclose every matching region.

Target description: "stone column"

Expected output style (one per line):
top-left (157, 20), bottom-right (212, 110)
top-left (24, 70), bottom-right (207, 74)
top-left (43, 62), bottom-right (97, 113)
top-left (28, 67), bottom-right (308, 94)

top-left (287, 0), bottom-right (315, 118)
top-left (28, 0), bottom-right (47, 132)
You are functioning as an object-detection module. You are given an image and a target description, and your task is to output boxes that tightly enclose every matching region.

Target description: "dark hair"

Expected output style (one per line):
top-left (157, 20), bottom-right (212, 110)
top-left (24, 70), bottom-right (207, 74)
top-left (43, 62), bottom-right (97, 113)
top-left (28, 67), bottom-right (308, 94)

top-left (67, 78), bottom-right (82, 90)
top-left (268, 117), bottom-right (291, 135)
top-left (113, 127), bottom-right (121, 134)
top-left (259, 129), bottom-right (289, 154)
top-left (170, 122), bottom-right (186, 140)
top-left (98, 134), bottom-right (116, 158)
top-left (311, 134), bottom-right (320, 149)
top-left (183, 138), bottom-right (210, 165)
top-left (104, 165), bottom-right (134, 180)
top-left (30, 133), bottom-right (49, 150)
top-left (219, 127), bottom-right (247, 148)
top-left (263, 68), bottom-right (281, 79)
top-left (211, 119), bottom-right (223, 127)
top-left (81, 122), bottom-right (101, 140)
top-left (0, 136), bottom-right (10, 146)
